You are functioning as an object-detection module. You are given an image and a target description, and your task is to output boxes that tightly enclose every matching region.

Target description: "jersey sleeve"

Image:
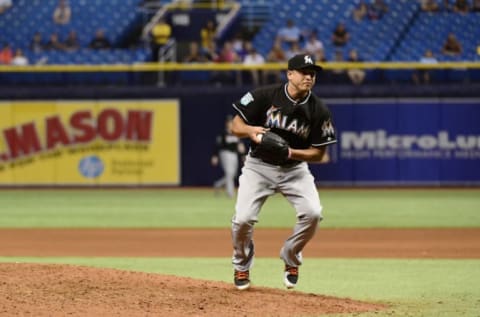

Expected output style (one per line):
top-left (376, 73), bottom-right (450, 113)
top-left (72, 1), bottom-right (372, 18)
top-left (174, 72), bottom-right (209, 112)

top-left (232, 88), bottom-right (269, 125)
top-left (310, 109), bottom-right (337, 147)
top-left (213, 135), bottom-right (222, 156)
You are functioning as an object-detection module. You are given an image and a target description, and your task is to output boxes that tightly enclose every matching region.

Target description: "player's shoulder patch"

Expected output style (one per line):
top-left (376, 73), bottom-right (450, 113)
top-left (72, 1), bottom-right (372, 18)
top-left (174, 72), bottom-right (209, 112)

top-left (240, 92), bottom-right (254, 106)
top-left (321, 119), bottom-right (335, 139)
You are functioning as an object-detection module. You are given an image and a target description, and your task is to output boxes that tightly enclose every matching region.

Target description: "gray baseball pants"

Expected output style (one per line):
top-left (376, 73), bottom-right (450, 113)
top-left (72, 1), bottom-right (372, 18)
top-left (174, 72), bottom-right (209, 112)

top-left (214, 150), bottom-right (238, 198)
top-left (231, 155), bottom-right (323, 272)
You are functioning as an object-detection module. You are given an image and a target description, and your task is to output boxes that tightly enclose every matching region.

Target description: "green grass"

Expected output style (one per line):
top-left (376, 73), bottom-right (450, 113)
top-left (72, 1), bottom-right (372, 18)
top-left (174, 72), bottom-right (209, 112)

top-left (1, 256), bottom-right (479, 317)
top-left (0, 188), bottom-right (479, 228)
top-left (1, 188), bottom-right (479, 316)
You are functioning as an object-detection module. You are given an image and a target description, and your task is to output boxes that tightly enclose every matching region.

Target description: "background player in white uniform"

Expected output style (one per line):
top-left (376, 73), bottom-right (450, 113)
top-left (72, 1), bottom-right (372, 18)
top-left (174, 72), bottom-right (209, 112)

top-left (211, 115), bottom-right (246, 198)
top-left (229, 54), bottom-right (337, 290)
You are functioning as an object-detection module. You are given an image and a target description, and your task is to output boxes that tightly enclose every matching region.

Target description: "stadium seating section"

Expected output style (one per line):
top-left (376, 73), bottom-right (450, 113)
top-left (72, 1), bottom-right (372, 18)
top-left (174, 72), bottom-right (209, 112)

top-left (0, 0), bottom-right (149, 64)
top-left (1, 0), bottom-right (479, 84)
top-left (253, 0), bottom-right (479, 62)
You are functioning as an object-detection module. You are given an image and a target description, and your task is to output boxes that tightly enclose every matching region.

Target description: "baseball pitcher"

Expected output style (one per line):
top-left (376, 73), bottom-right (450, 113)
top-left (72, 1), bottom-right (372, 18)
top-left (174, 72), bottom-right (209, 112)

top-left (230, 54), bottom-right (337, 290)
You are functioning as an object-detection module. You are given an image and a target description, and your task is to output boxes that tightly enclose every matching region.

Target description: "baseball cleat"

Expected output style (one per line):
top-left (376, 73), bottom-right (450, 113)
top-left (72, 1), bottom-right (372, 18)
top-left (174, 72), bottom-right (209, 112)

top-left (284, 265), bottom-right (298, 289)
top-left (234, 270), bottom-right (250, 290)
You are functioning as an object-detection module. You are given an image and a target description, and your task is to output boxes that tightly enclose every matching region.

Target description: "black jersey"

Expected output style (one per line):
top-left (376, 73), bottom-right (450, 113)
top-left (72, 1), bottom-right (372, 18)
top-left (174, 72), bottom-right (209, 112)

top-left (233, 83), bottom-right (337, 153)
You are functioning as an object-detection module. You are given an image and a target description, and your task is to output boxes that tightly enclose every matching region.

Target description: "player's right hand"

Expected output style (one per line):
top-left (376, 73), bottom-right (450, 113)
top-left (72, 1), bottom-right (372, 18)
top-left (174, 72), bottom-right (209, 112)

top-left (249, 127), bottom-right (269, 144)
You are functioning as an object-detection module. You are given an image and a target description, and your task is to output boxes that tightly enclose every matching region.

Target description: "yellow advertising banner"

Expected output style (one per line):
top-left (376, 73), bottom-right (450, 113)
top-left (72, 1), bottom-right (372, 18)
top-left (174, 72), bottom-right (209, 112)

top-left (0, 100), bottom-right (180, 185)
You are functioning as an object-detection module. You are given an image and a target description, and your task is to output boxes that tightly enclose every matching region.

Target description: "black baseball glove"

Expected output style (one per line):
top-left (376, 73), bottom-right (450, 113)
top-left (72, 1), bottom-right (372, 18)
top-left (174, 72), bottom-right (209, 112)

top-left (251, 131), bottom-right (290, 165)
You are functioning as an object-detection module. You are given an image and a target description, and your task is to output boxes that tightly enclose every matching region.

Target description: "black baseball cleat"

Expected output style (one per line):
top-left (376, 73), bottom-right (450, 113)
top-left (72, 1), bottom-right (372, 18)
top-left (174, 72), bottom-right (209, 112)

top-left (234, 270), bottom-right (250, 290)
top-left (284, 265), bottom-right (298, 289)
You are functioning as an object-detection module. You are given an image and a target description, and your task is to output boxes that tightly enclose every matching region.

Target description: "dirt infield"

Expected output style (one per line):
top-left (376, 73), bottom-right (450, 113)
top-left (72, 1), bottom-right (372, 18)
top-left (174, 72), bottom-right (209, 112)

top-left (1, 228), bottom-right (479, 316)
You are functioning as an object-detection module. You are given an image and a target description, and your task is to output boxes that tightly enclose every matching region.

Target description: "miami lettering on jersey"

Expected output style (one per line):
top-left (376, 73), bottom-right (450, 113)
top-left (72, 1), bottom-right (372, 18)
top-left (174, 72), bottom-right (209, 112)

top-left (265, 105), bottom-right (310, 139)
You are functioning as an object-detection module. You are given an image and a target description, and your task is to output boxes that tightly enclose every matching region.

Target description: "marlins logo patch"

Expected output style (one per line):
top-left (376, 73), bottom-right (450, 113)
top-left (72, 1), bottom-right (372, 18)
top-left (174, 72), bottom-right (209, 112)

top-left (240, 92), bottom-right (254, 106)
top-left (321, 119), bottom-right (335, 139)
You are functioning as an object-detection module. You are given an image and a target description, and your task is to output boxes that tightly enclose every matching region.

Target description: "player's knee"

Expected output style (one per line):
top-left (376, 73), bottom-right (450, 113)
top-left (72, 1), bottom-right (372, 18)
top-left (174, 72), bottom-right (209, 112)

top-left (302, 205), bottom-right (323, 223)
top-left (232, 214), bottom-right (257, 227)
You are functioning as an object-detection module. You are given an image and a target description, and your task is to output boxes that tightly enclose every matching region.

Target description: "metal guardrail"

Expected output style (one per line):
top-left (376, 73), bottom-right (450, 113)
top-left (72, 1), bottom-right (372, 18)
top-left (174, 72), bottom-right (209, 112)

top-left (1, 62), bottom-right (480, 73)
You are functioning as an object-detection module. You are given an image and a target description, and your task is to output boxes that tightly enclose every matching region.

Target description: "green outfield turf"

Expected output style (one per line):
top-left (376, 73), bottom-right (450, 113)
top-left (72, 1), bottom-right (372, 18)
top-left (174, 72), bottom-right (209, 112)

top-left (0, 188), bottom-right (479, 228)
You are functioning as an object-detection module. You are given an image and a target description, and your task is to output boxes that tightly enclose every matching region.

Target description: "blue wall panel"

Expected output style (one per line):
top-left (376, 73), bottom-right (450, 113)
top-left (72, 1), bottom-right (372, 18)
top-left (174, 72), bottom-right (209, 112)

top-left (309, 99), bottom-right (480, 186)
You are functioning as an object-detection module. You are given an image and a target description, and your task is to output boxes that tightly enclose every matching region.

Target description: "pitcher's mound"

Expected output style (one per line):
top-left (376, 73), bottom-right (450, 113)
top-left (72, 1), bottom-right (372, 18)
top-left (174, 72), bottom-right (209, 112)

top-left (0, 263), bottom-right (386, 316)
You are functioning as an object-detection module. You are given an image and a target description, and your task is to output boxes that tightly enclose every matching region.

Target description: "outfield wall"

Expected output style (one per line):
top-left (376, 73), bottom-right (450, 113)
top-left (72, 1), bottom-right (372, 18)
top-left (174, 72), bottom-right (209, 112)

top-left (312, 99), bottom-right (480, 186)
top-left (0, 90), bottom-right (478, 187)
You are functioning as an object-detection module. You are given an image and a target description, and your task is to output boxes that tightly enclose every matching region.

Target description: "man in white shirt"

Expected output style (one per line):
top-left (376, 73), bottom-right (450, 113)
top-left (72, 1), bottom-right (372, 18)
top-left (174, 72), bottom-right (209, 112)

top-left (304, 31), bottom-right (324, 58)
top-left (276, 19), bottom-right (301, 46)
top-left (11, 49), bottom-right (29, 66)
top-left (243, 42), bottom-right (265, 86)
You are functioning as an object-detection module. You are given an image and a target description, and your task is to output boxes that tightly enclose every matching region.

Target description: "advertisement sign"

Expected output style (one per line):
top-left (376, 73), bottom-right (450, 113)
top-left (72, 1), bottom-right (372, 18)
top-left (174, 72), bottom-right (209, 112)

top-left (0, 100), bottom-right (180, 185)
top-left (312, 99), bottom-right (480, 185)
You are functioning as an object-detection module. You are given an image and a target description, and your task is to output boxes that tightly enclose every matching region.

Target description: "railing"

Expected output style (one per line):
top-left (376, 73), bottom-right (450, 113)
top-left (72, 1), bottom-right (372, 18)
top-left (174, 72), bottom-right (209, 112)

top-left (157, 39), bottom-right (177, 86)
top-left (141, 0), bottom-right (239, 42)
top-left (141, 2), bottom-right (172, 41)
top-left (214, 2), bottom-right (241, 41)
top-left (2, 61), bottom-right (480, 72)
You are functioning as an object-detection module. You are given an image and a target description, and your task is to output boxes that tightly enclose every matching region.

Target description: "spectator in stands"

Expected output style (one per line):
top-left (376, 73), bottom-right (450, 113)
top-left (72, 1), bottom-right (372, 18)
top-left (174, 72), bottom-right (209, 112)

top-left (442, 33), bottom-right (462, 56)
top-left (204, 42), bottom-right (218, 62)
top-left (412, 49), bottom-right (438, 85)
top-left (316, 49), bottom-right (328, 63)
top-left (0, 43), bottom-right (13, 64)
top-left (242, 42), bottom-right (265, 86)
top-left (420, 0), bottom-right (440, 12)
top-left (212, 41), bottom-right (240, 85)
top-left (235, 41), bottom-right (250, 63)
top-left (45, 33), bottom-right (66, 51)
top-left (352, 0), bottom-right (369, 22)
top-left (304, 31), bottom-right (324, 60)
top-left (30, 32), bottom-right (46, 53)
top-left (453, 0), bottom-right (470, 13)
top-left (331, 22), bottom-right (350, 47)
top-left (276, 19), bottom-right (302, 47)
top-left (183, 41), bottom-right (208, 63)
top-left (347, 49), bottom-right (366, 85)
top-left (201, 20), bottom-right (217, 52)
top-left (285, 42), bottom-right (303, 60)
top-left (368, 0), bottom-right (388, 20)
top-left (53, 0), bottom-right (71, 25)
top-left (231, 32), bottom-right (245, 57)
top-left (150, 18), bottom-right (172, 62)
top-left (0, 0), bottom-right (12, 14)
top-left (11, 48), bottom-right (29, 66)
top-left (89, 29), bottom-right (111, 50)
top-left (64, 30), bottom-right (80, 52)
top-left (214, 41), bottom-right (239, 63)
top-left (472, 0), bottom-right (480, 11)
top-left (264, 39), bottom-right (287, 84)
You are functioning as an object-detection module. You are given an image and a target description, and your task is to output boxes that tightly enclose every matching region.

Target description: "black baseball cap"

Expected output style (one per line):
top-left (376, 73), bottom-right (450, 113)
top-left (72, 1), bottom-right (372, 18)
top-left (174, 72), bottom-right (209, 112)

top-left (288, 54), bottom-right (323, 72)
